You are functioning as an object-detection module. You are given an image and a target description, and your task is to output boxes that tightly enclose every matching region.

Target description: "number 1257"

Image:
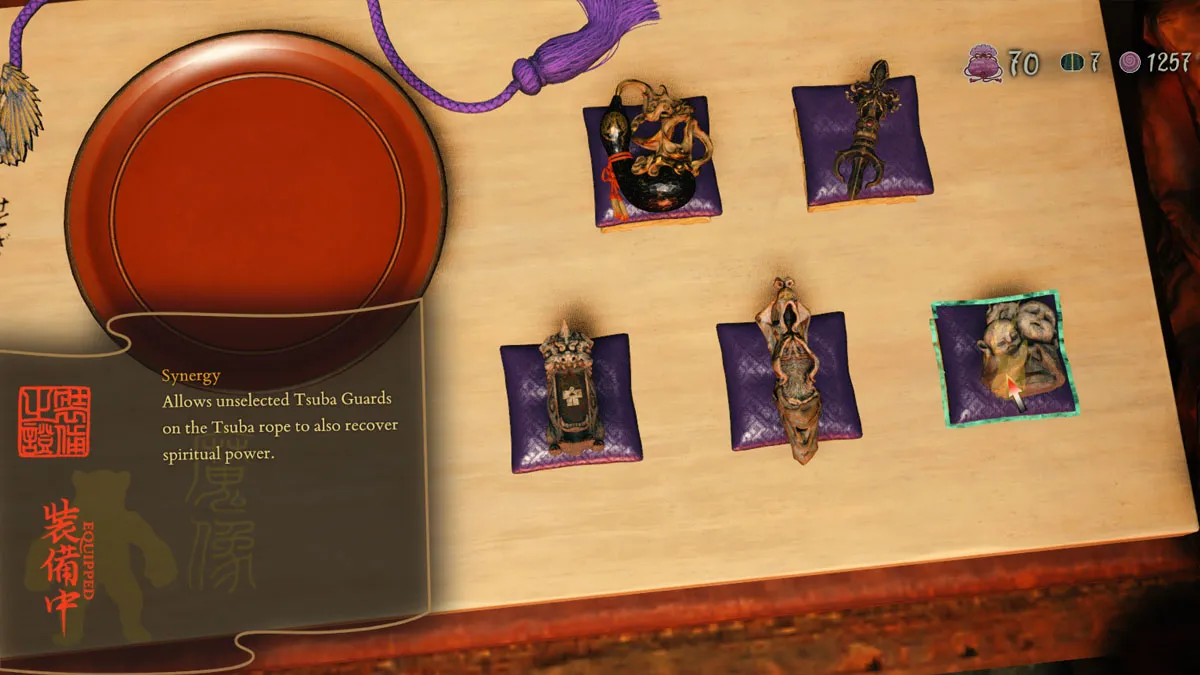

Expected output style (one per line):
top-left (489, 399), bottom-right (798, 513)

top-left (1148, 52), bottom-right (1192, 73)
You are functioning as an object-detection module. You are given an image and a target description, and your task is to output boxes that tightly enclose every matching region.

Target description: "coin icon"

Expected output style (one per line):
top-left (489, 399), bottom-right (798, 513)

top-left (1119, 51), bottom-right (1142, 74)
top-left (1061, 52), bottom-right (1085, 72)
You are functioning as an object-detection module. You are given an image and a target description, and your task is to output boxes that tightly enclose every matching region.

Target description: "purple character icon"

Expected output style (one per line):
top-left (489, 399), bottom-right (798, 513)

top-left (964, 44), bottom-right (1003, 83)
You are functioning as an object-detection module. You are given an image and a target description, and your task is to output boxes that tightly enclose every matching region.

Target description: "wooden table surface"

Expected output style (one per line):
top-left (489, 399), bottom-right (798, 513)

top-left (0, 0), bottom-right (1197, 671)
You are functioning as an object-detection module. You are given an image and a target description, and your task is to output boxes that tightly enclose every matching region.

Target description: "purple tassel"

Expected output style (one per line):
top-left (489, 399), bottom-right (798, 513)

top-left (367, 0), bottom-right (659, 113)
top-left (1, 0), bottom-right (659, 168)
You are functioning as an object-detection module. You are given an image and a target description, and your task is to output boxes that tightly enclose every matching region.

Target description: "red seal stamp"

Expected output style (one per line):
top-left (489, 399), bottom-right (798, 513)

top-left (17, 386), bottom-right (92, 458)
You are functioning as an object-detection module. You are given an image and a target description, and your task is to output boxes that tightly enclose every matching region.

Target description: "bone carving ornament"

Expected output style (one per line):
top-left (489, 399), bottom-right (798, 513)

top-left (756, 278), bottom-right (823, 464)
top-left (976, 300), bottom-right (1067, 401)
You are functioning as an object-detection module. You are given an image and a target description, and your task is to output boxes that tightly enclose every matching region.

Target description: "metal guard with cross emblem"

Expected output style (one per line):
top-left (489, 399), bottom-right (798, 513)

top-left (539, 320), bottom-right (605, 456)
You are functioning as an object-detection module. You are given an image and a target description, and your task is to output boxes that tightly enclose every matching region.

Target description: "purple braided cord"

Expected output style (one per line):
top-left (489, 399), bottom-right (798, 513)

top-left (367, 0), bottom-right (519, 113)
top-left (8, 0), bottom-right (50, 69)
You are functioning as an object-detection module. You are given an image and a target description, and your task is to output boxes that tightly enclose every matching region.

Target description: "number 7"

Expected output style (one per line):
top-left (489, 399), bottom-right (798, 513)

top-left (1009, 49), bottom-right (1022, 77)
top-left (1091, 52), bottom-right (1101, 73)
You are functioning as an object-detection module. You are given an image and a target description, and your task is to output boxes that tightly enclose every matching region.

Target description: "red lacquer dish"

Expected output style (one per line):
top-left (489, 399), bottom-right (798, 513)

top-left (65, 31), bottom-right (446, 391)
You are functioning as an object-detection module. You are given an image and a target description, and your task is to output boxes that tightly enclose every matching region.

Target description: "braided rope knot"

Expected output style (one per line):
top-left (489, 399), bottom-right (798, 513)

top-left (511, 57), bottom-right (546, 96)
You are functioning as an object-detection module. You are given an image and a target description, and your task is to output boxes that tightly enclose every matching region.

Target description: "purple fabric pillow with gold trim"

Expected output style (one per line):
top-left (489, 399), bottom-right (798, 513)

top-left (582, 97), bottom-right (722, 231)
top-left (792, 76), bottom-right (933, 211)
top-left (716, 313), bottom-right (862, 451)
top-left (500, 334), bottom-right (642, 473)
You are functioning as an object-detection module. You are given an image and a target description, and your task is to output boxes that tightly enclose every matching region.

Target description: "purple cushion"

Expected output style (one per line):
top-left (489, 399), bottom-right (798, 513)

top-left (792, 75), bottom-right (934, 209)
top-left (582, 96), bottom-right (723, 229)
top-left (500, 334), bottom-right (643, 473)
top-left (931, 292), bottom-right (1080, 427)
top-left (716, 313), bottom-right (863, 451)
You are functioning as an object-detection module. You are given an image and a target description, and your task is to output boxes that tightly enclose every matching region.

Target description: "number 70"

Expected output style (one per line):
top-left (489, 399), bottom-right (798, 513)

top-left (1008, 49), bottom-right (1040, 76)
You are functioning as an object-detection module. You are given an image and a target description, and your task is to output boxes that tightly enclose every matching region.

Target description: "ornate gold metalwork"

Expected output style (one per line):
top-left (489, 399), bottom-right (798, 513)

top-left (616, 79), bottom-right (713, 178)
